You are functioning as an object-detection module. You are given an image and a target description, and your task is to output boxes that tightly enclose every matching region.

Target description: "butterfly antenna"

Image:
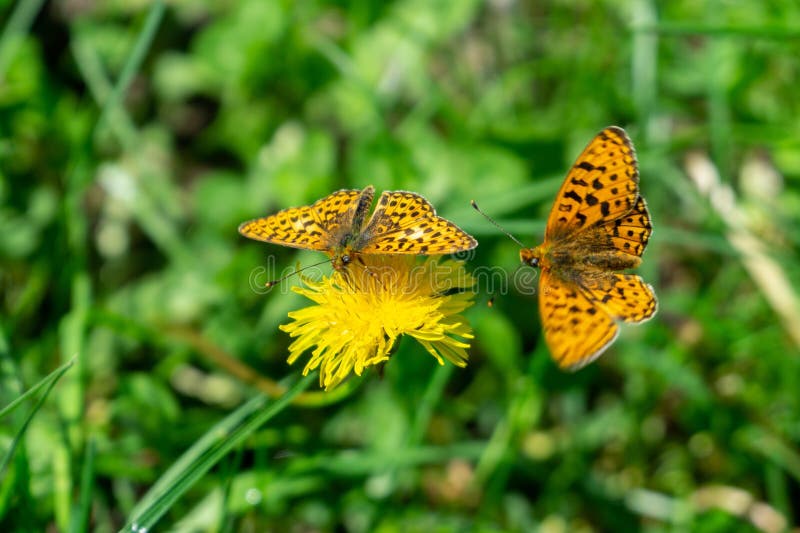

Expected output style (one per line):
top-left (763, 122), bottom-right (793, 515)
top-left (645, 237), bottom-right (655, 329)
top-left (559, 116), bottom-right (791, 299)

top-left (470, 200), bottom-right (527, 247)
top-left (265, 258), bottom-right (333, 288)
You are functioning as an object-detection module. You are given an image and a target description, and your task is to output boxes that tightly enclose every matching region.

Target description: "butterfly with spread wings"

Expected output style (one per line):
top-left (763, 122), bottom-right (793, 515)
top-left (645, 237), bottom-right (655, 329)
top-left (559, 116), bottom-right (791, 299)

top-left (519, 126), bottom-right (658, 370)
top-left (239, 186), bottom-right (477, 271)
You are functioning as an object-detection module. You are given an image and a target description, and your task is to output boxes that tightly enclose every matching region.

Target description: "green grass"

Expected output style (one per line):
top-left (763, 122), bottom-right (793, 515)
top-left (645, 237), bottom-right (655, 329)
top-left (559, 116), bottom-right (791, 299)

top-left (2, 0), bottom-right (800, 531)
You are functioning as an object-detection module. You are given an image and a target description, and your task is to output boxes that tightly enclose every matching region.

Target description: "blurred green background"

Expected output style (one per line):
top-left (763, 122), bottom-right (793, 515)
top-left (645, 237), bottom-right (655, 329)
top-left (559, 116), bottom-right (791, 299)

top-left (2, 0), bottom-right (800, 531)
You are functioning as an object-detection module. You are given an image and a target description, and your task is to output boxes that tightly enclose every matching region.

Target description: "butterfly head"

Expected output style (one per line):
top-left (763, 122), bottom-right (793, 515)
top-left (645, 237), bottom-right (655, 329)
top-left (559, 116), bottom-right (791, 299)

top-left (332, 254), bottom-right (350, 271)
top-left (520, 245), bottom-right (546, 269)
top-left (331, 248), bottom-right (356, 271)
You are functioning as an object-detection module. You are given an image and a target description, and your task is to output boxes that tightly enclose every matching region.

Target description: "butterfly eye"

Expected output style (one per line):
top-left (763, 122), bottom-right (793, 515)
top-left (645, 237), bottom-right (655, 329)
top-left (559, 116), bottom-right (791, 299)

top-left (528, 257), bottom-right (539, 268)
top-left (341, 254), bottom-right (351, 264)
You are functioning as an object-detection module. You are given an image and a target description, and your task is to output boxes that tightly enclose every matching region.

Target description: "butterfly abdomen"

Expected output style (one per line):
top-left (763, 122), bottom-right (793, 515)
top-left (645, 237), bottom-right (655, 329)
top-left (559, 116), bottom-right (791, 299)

top-left (351, 186), bottom-right (376, 234)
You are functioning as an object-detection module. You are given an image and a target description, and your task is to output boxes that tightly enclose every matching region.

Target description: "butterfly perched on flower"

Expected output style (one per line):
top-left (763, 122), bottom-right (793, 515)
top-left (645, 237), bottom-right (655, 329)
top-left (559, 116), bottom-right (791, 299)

top-left (239, 185), bottom-right (477, 271)
top-left (519, 126), bottom-right (657, 370)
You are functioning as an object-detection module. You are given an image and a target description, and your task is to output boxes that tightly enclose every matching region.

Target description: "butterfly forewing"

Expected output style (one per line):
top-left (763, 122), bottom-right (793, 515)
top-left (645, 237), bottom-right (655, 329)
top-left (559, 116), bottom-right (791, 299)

top-left (238, 189), bottom-right (362, 251)
top-left (545, 126), bottom-right (640, 242)
top-left (369, 191), bottom-right (437, 229)
top-left (359, 191), bottom-right (478, 254)
top-left (538, 270), bottom-right (619, 370)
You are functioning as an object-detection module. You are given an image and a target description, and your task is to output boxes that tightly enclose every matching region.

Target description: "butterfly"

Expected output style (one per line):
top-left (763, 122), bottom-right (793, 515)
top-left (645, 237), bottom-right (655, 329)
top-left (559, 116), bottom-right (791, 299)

top-left (519, 126), bottom-right (657, 370)
top-left (239, 185), bottom-right (478, 271)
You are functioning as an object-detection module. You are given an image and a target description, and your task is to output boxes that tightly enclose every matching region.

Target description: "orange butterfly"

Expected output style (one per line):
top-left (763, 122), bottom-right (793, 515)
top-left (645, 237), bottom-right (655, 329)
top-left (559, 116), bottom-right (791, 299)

top-left (239, 185), bottom-right (477, 271)
top-left (520, 127), bottom-right (657, 369)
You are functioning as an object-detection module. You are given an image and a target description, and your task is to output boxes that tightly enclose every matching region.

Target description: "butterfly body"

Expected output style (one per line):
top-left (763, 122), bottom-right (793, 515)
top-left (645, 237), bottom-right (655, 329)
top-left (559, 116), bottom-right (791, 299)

top-left (239, 185), bottom-right (477, 272)
top-left (326, 186), bottom-right (376, 270)
top-left (519, 127), bottom-right (657, 370)
top-left (523, 227), bottom-right (643, 273)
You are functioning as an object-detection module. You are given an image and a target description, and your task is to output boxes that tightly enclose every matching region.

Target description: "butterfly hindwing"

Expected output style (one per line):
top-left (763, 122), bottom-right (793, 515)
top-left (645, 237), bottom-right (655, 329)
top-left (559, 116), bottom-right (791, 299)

top-left (546, 127), bottom-right (640, 241)
top-left (597, 195), bottom-right (652, 258)
top-left (538, 269), bottom-right (619, 370)
top-left (579, 273), bottom-right (657, 323)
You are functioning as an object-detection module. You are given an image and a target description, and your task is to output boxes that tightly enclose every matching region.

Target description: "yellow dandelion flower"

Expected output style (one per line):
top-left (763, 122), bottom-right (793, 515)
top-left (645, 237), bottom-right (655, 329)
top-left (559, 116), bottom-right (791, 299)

top-left (279, 255), bottom-right (475, 390)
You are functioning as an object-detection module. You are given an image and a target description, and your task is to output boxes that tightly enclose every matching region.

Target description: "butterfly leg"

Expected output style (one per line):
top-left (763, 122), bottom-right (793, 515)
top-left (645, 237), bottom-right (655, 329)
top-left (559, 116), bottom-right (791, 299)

top-left (353, 255), bottom-right (386, 289)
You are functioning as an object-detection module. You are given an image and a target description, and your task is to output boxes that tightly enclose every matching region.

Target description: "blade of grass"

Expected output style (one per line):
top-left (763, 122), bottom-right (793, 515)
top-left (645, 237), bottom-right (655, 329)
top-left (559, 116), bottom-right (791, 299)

top-left (217, 448), bottom-right (244, 533)
top-left (631, 21), bottom-right (800, 39)
top-left (286, 441), bottom-right (487, 476)
top-left (71, 35), bottom-right (139, 150)
top-left (0, 0), bottom-right (46, 82)
top-left (55, 273), bottom-right (91, 530)
top-left (685, 152), bottom-right (800, 350)
top-left (380, 363), bottom-right (454, 493)
top-left (739, 426), bottom-right (800, 483)
top-left (0, 325), bottom-right (19, 404)
top-left (0, 358), bottom-right (76, 479)
top-left (655, 226), bottom-right (737, 255)
top-left (309, 34), bottom-right (384, 122)
top-left (459, 177), bottom-right (564, 217)
top-left (408, 363), bottom-right (453, 445)
top-left (631, 0), bottom-right (657, 139)
top-left (0, 358), bottom-right (76, 420)
top-left (93, 0), bottom-right (166, 142)
top-left (121, 373), bottom-right (316, 533)
top-left (476, 344), bottom-right (545, 491)
top-left (461, 219), bottom-right (544, 237)
top-left (69, 438), bottom-right (96, 533)
top-left (765, 463), bottom-right (792, 527)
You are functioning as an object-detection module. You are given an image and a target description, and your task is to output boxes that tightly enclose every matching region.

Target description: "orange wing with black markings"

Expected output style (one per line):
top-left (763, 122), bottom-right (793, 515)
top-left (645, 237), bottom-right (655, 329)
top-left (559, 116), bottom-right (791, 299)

top-left (538, 270), bottom-right (620, 370)
top-left (238, 188), bottom-right (364, 251)
top-left (359, 191), bottom-right (477, 255)
top-left (514, 127), bottom-right (657, 370)
top-left (596, 195), bottom-right (652, 258)
top-left (545, 126), bottom-right (639, 242)
top-left (239, 186), bottom-right (477, 271)
top-left (580, 273), bottom-right (657, 324)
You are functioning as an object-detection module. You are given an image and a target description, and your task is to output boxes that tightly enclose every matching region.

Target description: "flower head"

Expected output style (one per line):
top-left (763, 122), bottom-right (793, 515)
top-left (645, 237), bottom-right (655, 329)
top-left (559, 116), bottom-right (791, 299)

top-left (279, 255), bottom-right (475, 390)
